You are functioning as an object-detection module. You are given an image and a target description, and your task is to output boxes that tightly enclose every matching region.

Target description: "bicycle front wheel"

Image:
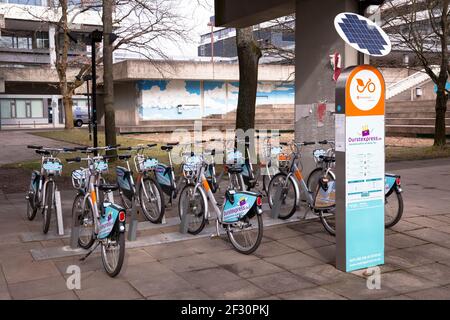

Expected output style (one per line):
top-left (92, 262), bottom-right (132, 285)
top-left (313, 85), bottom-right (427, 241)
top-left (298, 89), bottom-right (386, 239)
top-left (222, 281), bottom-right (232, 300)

top-left (306, 168), bottom-right (323, 196)
top-left (385, 190), bottom-right (403, 228)
top-left (178, 184), bottom-right (206, 235)
top-left (101, 231), bottom-right (125, 277)
top-left (42, 182), bottom-right (55, 234)
top-left (72, 193), bottom-right (95, 249)
top-left (139, 177), bottom-right (165, 223)
top-left (267, 173), bottom-right (298, 220)
top-left (227, 213), bottom-right (263, 254)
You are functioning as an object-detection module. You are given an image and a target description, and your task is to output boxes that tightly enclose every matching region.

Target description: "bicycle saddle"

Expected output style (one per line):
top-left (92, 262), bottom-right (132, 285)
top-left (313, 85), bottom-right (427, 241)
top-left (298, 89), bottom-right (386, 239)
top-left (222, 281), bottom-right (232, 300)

top-left (226, 165), bottom-right (243, 174)
top-left (118, 154), bottom-right (132, 160)
top-left (320, 155), bottom-right (336, 163)
top-left (161, 145), bottom-right (173, 151)
top-left (97, 184), bottom-right (119, 192)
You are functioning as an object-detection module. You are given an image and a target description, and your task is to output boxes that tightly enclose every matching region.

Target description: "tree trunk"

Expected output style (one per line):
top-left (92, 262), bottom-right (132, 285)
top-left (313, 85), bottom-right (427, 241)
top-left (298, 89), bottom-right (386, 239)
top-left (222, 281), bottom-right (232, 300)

top-left (62, 94), bottom-right (74, 129)
top-left (434, 88), bottom-right (448, 146)
top-left (103, 0), bottom-right (117, 154)
top-left (235, 27), bottom-right (262, 132)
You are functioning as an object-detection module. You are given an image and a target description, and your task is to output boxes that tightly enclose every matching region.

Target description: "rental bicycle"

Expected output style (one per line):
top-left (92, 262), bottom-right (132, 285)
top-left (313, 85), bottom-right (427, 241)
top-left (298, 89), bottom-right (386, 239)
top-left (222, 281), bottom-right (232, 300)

top-left (116, 144), bottom-right (165, 223)
top-left (26, 145), bottom-right (74, 234)
top-left (178, 153), bottom-right (264, 254)
top-left (68, 146), bottom-right (126, 277)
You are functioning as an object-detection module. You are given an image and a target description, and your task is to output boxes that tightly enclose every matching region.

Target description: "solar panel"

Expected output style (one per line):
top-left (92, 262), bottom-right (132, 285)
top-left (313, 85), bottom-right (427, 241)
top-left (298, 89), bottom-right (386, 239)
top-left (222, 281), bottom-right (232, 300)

top-left (334, 12), bottom-right (391, 57)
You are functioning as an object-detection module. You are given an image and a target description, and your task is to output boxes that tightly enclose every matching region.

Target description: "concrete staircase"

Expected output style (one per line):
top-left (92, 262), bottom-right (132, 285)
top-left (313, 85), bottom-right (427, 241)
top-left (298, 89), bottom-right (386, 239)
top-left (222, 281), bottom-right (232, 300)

top-left (386, 66), bottom-right (439, 100)
top-left (386, 100), bottom-right (450, 136)
top-left (117, 104), bottom-right (295, 134)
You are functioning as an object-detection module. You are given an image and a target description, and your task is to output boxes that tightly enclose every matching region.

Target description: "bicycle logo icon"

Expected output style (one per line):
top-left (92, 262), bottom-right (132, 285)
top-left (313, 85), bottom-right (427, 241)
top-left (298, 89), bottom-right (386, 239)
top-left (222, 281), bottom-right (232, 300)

top-left (356, 78), bottom-right (376, 93)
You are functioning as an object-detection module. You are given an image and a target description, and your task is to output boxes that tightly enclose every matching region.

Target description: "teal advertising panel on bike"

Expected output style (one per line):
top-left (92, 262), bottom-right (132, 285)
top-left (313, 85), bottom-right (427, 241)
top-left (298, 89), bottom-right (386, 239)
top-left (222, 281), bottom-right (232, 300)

top-left (223, 191), bottom-right (258, 223)
top-left (98, 204), bottom-right (123, 239)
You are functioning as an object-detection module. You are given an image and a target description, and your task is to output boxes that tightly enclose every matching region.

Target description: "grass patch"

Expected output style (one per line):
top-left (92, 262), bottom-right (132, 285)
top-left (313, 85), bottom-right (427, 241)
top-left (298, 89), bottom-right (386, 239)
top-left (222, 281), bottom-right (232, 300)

top-left (386, 145), bottom-right (450, 162)
top-left (31, 129), bottom-right (152, 148)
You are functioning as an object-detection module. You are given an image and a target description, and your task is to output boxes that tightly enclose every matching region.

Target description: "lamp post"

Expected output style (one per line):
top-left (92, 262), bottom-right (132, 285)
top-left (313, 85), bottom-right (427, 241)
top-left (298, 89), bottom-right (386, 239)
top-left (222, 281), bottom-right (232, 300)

top-left (83, 74), bottom-right (93, 141)
top-left (90, 30), bottom-right (103, 154)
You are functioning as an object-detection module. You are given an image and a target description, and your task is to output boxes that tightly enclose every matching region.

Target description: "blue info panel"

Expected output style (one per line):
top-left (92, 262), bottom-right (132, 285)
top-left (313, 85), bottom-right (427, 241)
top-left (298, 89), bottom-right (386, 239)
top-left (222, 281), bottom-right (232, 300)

top-left (346, 199), bottom-right (385, 271)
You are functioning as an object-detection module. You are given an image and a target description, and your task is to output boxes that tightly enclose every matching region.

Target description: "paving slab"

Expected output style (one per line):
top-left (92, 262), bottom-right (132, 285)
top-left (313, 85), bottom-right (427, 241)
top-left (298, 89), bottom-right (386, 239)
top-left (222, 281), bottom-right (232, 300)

top-left (201, 279), bottom-right (269, 300)
top-left (405, 263), bottom-right (450, 285)
top-left (385, 233), bottom-right (428, 249)
top-left (248, 271), bottom-right (317, 295)
top-left (405, 287), bottom-right (450, 300)
top-left (75, 281), bottom-right (143, 300)
top-left (253, 240), bottom-right (297, 258)
top-left (179, 267), bottom-right (240, 288)
top-left (324, 276), bottom-right (398, 300)
top-left (159, 255), bottom-right (219, 273)
top-left (381, 270), bottom-right (438, 294)
top-left (129, 272), bottom-right (196, 298)
top-left (264, 252), bottom-right (324, 270)
top-left (290, 264), bottom-right (361, 286)
top-left (148, 289), bottom-right (211, 300)
top-left (277, 234), bottom-right (333, 251)
top-left (222, 259), bottom-right (283, 279)
top-left (8, 275), bottom-right (69, 300)
top-left (278, 287), bottom-right (347, 300)
top-left (2, 260), bottom-right (60, 284)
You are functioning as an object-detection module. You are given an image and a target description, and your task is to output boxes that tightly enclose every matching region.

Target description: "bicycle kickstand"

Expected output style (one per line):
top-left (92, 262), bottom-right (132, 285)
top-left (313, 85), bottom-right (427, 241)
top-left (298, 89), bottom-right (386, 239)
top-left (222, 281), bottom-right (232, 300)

top-left (79, 242), bottom-right (100, 262)
top-left (210, 220), bottom-right (221, 239)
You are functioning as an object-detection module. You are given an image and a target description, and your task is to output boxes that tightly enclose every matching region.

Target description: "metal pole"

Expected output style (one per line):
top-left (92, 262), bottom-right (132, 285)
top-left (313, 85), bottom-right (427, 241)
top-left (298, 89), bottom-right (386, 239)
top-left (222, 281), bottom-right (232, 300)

top-left (86, 79), bottom-right (92, 141)
top-left (91, 37), bottom-right (98, 154)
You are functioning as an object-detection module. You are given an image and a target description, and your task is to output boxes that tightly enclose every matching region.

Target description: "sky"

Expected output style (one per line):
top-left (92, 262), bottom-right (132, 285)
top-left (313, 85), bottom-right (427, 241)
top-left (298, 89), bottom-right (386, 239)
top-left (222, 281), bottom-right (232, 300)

top-left (160, 0), bottom-right (216, 60)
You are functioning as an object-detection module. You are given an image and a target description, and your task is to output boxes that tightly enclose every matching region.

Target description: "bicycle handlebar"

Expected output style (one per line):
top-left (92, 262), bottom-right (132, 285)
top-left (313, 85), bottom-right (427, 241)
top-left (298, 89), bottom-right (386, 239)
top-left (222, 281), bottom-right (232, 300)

top-left (27, 145), bottom-right (43, 150)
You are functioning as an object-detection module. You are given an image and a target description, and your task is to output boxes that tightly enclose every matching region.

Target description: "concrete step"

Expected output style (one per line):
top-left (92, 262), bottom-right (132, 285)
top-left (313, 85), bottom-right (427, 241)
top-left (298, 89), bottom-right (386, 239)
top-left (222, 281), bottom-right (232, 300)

top-left (386, 118), bottom-right (450, 126)
top-left (385, 112), bottom-right (450, 119)
top-left (386, 124), bottom-right (450, 135)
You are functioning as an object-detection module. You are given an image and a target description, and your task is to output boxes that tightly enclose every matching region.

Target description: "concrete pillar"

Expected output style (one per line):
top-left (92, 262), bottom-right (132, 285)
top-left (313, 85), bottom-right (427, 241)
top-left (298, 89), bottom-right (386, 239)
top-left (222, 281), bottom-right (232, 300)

top-left (294, 0), bottom-right (358, 176)
top-left (49, 25), bottom-right (56, 69)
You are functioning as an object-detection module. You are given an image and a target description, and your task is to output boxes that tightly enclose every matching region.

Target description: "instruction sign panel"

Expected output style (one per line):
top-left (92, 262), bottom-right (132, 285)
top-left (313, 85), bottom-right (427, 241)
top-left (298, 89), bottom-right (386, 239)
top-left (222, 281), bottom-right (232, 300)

top-left (335, 65), bottom-right (385, 272)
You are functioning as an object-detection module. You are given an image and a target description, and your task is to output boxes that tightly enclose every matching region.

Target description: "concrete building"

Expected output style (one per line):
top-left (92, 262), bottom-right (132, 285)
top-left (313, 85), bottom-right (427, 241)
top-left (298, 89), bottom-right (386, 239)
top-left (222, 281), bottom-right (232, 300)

top-left (0, 0), bottom-right (102, 127)
top-left (104, 59), bottom-right (295, 133)
top-left (198, 18), bottom-right (295, 63)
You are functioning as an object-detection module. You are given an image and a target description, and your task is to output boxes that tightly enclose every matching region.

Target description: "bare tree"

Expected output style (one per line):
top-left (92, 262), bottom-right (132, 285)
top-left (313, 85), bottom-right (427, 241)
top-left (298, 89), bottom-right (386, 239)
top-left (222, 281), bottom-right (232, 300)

top-left (21, 0), bottom-right (189, 132)
top-left (260, 14), bottom-right (295, 65)
top-left (383, 0), bottom-right (449, 146)
top-left (235, 27), bottom-right (262, 133)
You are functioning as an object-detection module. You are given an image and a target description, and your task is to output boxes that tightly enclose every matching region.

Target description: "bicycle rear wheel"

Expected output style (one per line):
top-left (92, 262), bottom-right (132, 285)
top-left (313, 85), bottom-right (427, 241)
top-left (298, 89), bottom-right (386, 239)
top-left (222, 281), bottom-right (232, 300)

top-left (26, 191), bottom-right (38, 221)
top-left (227, 214), bottom-right (263, 254)
top-left (101, 230), bottom-right (125, 277)
top-left (320, 209), bottom-right (336, 236)
top-left (42, 182), bottom-right (55, 234)
top-left (178, 184), bottom-right (206, 235)
top-left (267, 173), bottom-right (297, 220)
top-left (139, 177), bottom-right (165, 223)
top-left (385, 190), bottom-right (403, 228)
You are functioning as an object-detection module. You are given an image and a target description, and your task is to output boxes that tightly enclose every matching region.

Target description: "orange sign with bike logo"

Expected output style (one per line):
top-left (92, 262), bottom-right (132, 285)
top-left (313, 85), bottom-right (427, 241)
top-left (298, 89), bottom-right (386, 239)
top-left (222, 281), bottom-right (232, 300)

top-left (345, 65), bottom-right (385, 117)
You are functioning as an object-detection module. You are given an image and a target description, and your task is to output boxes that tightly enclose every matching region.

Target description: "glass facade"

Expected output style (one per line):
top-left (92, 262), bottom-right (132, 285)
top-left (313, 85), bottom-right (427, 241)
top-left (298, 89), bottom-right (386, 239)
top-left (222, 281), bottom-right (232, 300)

top-left (0, 99), bottom-right (45, 119)
top-left (0, 31), bottom-right (49, 50)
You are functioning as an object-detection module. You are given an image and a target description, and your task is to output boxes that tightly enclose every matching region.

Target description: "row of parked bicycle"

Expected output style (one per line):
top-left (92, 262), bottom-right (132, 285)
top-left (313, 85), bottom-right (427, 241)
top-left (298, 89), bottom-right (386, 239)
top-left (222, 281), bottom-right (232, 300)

top-left (24, 136), bottom-right (403, 277)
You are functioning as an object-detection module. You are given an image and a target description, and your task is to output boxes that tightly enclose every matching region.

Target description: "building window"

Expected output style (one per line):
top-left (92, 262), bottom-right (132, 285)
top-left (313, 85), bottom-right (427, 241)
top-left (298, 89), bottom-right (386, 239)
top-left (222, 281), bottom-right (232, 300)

top-left (0, 31), bottom-right (32, 50)
top-left (0, 0), bottom-right (44, 6)
top-left (200, 45), bottom-right (205, 56)
top-left (15, 100), bottom-right (27, 118)
top-left (0, 100), bottom-right (12, 119)
top-left (36, 32), bottom-right (49, 49)
top-left (31, 100), bottom-right (44, 118)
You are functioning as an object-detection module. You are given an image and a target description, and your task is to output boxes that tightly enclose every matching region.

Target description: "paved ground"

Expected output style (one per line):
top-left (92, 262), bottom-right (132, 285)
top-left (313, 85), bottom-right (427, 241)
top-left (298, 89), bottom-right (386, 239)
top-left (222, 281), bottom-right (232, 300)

top-left (0, 131), bottom-right (77, 165)
top-left (1, 155), bottom-right (450, 300)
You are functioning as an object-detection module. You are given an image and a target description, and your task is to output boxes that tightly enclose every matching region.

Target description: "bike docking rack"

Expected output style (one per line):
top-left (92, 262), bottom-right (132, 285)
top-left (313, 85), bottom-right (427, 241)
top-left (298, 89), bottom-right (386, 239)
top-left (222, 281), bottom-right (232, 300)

top-left (55, 190), bottom-right (65, 236)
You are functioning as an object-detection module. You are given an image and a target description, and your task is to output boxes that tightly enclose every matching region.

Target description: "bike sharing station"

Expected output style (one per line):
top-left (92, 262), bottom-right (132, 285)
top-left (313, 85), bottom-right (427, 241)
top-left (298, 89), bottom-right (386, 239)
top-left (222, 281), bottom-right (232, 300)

top-left (214, 0), bottom-right (390, 273)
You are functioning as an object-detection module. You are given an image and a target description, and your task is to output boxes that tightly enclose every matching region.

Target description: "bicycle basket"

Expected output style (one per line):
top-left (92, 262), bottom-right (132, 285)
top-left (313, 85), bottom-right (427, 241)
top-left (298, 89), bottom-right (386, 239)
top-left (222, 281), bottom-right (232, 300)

top-left (43, 159), bottom-right (63, 176)
top-left (71, 169), bottom-right (87, 190)
top-left (226, 150), bottom-right (245, 165)
top-left (277, 153), bottom-right (291, 169)
top-left (140, 157), bottom-right (158, 172)
top-left (313, 149), bottom-right (327, 164)
top-left (183, 156), bottom-right (201, 180)
top-left (94, 160), bottom-right (108, 173)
